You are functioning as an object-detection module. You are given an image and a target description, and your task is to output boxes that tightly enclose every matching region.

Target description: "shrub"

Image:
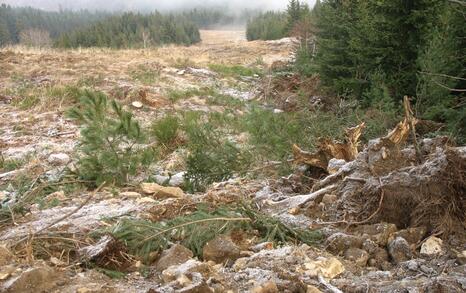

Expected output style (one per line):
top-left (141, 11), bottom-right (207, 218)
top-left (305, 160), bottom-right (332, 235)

top-left (151, 114), bottom-right (180, 148)
top-left (68, 90), bottom-right (153, 186)
top-left (183, 113), bottom-right (250, 192)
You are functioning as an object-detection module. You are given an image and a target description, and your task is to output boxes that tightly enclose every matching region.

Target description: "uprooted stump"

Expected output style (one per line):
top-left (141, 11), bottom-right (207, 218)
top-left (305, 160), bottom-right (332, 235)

top-left (293, 122), bottom-right (366, 170)
top-left (349, 145), bottom-right (466, 236)
top-left (297, 97), bottom-right (465, 238)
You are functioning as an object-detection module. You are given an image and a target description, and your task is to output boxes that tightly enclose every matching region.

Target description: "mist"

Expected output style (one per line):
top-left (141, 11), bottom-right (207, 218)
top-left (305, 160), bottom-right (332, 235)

top-left (0, 0), bottom-right (316, 12)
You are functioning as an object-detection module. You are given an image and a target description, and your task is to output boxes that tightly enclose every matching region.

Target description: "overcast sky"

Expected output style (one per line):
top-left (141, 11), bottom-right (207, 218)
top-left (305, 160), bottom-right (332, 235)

top-left (1, 0), bottom-right (316, 12)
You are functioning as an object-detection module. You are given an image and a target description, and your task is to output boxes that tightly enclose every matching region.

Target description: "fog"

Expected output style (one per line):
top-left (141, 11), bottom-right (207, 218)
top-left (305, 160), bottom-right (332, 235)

top-left (1, 0), bottom-right (316, 12)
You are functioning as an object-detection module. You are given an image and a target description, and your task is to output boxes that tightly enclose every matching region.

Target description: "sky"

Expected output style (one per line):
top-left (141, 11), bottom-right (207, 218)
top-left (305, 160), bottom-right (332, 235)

top-left (1, 0), bottom-right (316, 12)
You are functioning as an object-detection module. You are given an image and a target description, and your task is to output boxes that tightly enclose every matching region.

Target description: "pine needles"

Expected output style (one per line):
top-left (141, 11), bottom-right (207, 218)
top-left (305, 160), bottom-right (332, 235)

top-left (108, 204), bottom-right (322, 261)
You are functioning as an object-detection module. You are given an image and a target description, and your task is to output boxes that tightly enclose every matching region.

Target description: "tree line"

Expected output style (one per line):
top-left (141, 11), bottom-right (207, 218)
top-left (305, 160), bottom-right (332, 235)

top-left (55, 12), bottom-right (201, 48)
top-left (0, 4), bottom-right (108, 47)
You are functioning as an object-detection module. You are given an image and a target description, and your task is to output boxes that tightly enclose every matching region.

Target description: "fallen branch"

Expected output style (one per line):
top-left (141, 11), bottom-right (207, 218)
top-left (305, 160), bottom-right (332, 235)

top-left (268, 184), bottom-right (337, 208)
top-left (318, 275), bottom-right (343, 293)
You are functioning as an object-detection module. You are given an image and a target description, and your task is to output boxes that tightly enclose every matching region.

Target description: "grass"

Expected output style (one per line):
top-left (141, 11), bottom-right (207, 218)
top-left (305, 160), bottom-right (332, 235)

top-left (151, 114), bottom-right (181, 150)
top-left (167, 87), bottom-right (216, 103)
top-left (129, 64), bottom-right (160, 85)
top-left (208, 63), bottom-right (262, 78)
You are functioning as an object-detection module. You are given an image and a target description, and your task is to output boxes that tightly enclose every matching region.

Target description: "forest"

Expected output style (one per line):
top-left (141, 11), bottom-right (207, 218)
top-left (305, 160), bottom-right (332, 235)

top-left (247, 0), bottom-right (465, 141)
top-left (0, 5), bottom-right (252, 48)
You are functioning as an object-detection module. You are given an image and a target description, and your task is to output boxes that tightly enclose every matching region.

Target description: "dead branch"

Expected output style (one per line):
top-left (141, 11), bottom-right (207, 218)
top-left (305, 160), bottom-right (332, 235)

top-left (318, 275), bottom-right (344, 293)
top-left (268, 184), bottom-right (337, 209)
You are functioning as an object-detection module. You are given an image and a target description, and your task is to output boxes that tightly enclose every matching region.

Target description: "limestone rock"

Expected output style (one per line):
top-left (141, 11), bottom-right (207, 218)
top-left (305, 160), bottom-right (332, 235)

top-left (388, 237), bottom-right (412, 264)
top-left (420, 236), bottom-right (443, 256)
top-left (132, 101), bottom-right (143, 108)
top-left (251, 281), bottom-right (279, 293)
top-left (119, 191), bottom-right (141, 198)
top-left (344, 248), bottom-right (369, 266)
top-left (47, 153), bottom-right (70, 165)
top-left (140, 182), bottom-right (185, 198)
top-left (1, 265), bottom-right (59, 293)
top-left (156, 244), bottom-right (193, 272)
top-left (326, 233), bottom-right (363, 254)
top-left (304, 257), bottom-right (345, 279)
top-left (202, 235), bottom-right (241, 264)
top-left (161, 260), bottom-right (212, 283)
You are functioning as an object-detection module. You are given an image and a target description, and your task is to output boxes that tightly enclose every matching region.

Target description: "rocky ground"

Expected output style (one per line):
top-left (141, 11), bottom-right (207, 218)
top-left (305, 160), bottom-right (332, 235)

top-left (0, 30), bottom-right (465, 293)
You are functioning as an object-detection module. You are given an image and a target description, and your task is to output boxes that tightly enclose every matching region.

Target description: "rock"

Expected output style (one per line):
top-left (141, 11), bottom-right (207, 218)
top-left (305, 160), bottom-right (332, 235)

top-left (0, 191), bottom-right (7, 201)
top-left (388, 237), bottom-right (412, 264)
top-left (202, 235), bottom-right (241, 264)
top-left (250, 242), bottom-right (274, 252)
top-left (119, 191), bottom-right (141, 198)
top-left (161, 260), bottom-right (212, 283)
top-left (344, 248), bottom-right (369, 266)
top-left (304, 257), bottom-right (345, 279)
top-left (420, 236), bottom-right (443, 256)
top-left (393, 227), bottom-right (427, 245)
top-left (140, 182), bottom-right (185, 198)
top-left (1, 265), bottom-right (59, 293)
top-left (273, 109), bottom-right (284, 114)
top-left (0, 245), bottom-right (14, 266)
top-left (355, 223), bottom-right (398, 246)
top-left (251, 281), bottom-right (279, 293)
top-left (47, 153), bottom-right (70, 165)
top-left (456, 250), bottom-right (466, 265)
top-left (306, 285), bottom-right (323, 293)
top-left (156, 244), bottom-right (193, 272)
top-left (321, 194), bottom-right (338, 205)
top-left (326, 233), bottom-right (363, 254)
top-left (362, 239), bottom-right (379, 254)
top-left (132, 101), bottom-right (143, 108)
top-left (155, 172), bottom-right (186, 187)
top-left (368, 248), bottom-right (390, 269)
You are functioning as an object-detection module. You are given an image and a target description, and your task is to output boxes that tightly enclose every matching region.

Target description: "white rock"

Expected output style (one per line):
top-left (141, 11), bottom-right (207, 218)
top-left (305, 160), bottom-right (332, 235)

top-left (420, 236), bottom-right (443, 256)
top-left (132, 101), bottom-right (143, 108)
top-left (304, 257), bottom-right (345, 279)
top-left (47, 153), bottom-right (70, 166)
top-left (273, 109), bottom-right (284, 114)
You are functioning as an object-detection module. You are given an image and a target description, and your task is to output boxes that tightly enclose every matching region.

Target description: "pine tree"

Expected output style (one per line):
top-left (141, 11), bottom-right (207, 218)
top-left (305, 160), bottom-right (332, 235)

top-left (68, 91), bottom-right (154, 186)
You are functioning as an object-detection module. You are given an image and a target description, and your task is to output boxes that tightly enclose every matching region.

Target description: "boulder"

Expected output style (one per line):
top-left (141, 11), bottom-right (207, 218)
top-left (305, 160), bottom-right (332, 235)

top-left (156, 244), bottom-right (193, 272)
top-left (202, 235), bottom-right (241, 264)
top-left (388, 237), bottom-right (412, 264)
top-left (161, 260), bottom-right (212, 283)
top-left (140, 182), bottom-right (185, 198)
